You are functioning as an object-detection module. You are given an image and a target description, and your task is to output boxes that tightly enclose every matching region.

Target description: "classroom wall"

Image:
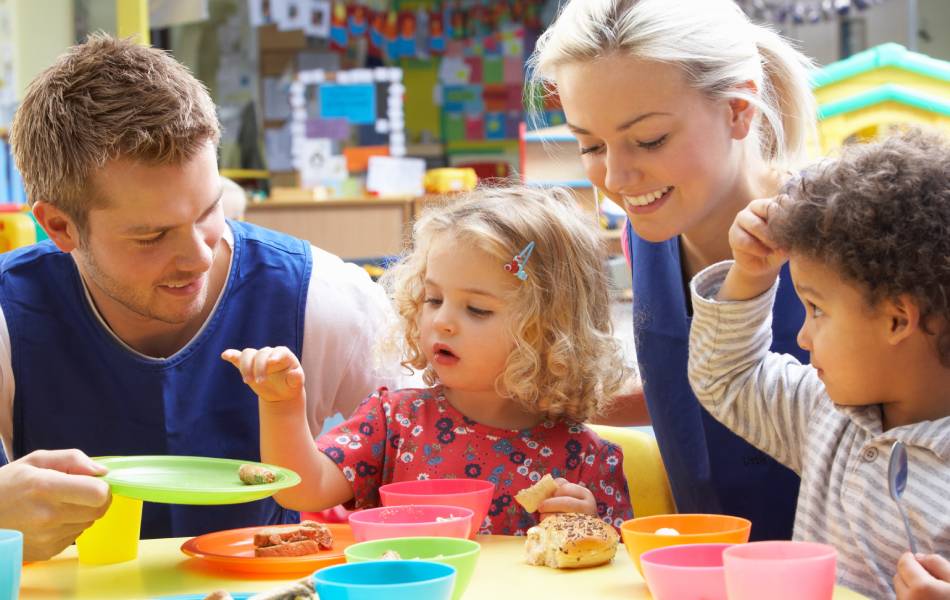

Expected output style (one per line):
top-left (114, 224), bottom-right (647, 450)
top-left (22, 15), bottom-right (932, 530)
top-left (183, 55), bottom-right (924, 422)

top-left (783, 0), bottom-right (950, 66)
top-left (10, 0), bottom-right (74, 97)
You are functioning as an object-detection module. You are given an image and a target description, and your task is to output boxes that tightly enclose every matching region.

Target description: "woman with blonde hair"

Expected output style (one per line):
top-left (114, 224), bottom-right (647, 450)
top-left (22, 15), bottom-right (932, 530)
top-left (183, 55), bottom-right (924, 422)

top-left (527, 0), bottom-right (818, 540)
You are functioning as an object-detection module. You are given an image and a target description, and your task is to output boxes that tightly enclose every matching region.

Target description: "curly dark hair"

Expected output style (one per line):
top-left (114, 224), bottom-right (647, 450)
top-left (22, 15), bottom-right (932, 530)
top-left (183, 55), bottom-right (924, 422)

top-left (769, 128), bottom-right (950, 365)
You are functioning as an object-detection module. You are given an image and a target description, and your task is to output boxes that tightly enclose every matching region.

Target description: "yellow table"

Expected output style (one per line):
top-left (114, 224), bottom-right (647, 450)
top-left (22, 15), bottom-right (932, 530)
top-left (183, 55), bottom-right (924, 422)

top-left (21, 535), bottom-right (868, 599)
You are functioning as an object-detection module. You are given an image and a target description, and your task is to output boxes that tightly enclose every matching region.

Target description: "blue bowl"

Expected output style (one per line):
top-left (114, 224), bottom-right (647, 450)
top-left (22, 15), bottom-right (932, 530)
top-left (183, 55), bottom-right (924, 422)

top-left (313, 560), bottom-right (456, 600)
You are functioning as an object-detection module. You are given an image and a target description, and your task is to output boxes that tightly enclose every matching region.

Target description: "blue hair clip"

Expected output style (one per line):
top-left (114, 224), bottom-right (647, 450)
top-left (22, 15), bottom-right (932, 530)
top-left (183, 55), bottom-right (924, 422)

top-left (504, 241), bottom-right (535, 281)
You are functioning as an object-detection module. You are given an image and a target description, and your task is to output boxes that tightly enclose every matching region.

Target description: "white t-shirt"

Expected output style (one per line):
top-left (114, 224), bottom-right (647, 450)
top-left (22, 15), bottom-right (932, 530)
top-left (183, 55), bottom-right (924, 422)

top-left (0, 225), bottom-right (408, 460)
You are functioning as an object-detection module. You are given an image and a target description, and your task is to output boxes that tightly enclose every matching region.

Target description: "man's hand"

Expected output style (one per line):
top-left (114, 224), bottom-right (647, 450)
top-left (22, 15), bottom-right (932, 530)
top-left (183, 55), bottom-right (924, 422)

top-left (0, 449), bottom-right (111, 561)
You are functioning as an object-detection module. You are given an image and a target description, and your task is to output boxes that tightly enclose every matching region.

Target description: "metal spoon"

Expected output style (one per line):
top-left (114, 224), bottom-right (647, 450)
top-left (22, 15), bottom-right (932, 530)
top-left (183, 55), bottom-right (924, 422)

top-left (888, 441), bottom-right (918, 554)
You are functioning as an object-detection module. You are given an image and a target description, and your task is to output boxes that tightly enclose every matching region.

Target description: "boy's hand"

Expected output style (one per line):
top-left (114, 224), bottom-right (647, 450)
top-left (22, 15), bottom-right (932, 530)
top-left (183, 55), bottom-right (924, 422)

top-left (719, 196), bottom-right (789, 301)
top-left (729, 196), bottom-right (788, 280)
top-left (221, 346), bottom-right (305, 404)
top-left (537, 478), bottom-right (598, 520)
top-left (895, 552), bottom-right (950, 600)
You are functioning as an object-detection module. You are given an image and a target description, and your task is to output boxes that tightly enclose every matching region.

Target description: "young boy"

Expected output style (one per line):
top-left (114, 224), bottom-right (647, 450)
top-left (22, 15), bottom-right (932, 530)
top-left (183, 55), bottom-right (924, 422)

top-left (686, 129), bottom-right (950, 600)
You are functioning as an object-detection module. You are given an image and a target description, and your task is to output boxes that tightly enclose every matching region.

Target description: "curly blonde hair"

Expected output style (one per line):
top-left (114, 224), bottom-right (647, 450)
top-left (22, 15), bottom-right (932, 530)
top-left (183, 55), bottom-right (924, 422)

top-left (9, 33), bottom-right (220, 232)
top-left (382, 185), bottom-right (628, 423)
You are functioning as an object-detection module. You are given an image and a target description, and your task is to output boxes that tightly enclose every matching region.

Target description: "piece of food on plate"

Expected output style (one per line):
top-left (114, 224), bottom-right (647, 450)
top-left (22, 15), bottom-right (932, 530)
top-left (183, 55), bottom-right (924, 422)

top-left (524, 512), bottom-right (619, 569)
top-left (247, 576), bottom-right (316, 600)
top-left (253, 520), bottom-right (334, 557)
top-left (200, 577), bottom-right (317, 600)
top-left (514, 473), bottom-right (559, 513)
top-left (380, 549), bottom-right (403, 560)
top-left (655, 527), bottom-right (680, 536)
top-left (239, 463), bottom-right (277, 485)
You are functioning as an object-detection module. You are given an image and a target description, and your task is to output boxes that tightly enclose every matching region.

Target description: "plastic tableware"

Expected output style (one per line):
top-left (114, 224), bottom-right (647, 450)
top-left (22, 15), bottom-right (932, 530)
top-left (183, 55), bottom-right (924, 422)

top-left (379, 479), bottom-right (495, 537)
top-left (620, 513), bottom-right (751, 574)
top-left (96, 456), bottom-right (300, 504)
top-left (180, 523), bottom-right (356, 575)
top-left (314, 560), bottom-right (456, 600)
top-left (0, 529), bottom-right (22, 600)
top-left (345, 536), bottom-right (480, 600)
top-left (348, 505), bottom-right (474, 542)
top-left (151, 595), bottom-right (254, 600)
top-left (639, 543), bottom-right (734, 600)
top-left (723, 541), bottom-right (837, 600)
top-left (888, 441), bottom-right (919, 554)
top-left (76, 494), bottom-right (143, 565)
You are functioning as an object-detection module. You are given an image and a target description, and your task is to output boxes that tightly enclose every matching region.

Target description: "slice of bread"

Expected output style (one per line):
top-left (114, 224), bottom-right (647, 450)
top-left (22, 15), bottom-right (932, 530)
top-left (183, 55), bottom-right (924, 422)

top-left (514, 473), bottom-right (559, 513)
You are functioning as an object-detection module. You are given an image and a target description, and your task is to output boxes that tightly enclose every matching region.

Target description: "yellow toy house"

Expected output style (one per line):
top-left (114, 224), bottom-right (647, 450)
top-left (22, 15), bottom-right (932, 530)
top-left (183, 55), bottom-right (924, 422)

top-left (811, 43), bottom-right (950, 155)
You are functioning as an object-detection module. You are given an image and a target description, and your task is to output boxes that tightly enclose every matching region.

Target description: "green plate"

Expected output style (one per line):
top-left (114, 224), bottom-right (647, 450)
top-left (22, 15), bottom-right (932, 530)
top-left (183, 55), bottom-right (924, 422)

top-left (97, 456), bottom-right (301, 505)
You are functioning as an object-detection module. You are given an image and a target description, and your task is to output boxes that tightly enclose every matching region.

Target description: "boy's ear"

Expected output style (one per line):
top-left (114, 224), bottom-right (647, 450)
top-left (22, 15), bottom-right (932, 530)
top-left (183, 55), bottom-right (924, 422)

top-left (884, 294), bottom-right (921, 345)
top-left (728, 80), bottom-right (758, 141)
top-left (32, 201), bottom-right (81, 253)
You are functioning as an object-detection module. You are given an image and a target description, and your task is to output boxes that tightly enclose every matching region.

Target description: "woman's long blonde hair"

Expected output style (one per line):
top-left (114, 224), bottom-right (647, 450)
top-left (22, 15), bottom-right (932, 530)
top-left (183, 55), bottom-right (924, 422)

top-left (381, 186), bottom-right (628, 423)
top-left (527, 0), bottom-right (817, 168)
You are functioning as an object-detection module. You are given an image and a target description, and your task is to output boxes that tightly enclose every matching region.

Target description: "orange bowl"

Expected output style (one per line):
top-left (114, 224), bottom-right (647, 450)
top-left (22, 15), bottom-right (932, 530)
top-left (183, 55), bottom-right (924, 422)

top-left (621, 514), bottom-right (751, 575)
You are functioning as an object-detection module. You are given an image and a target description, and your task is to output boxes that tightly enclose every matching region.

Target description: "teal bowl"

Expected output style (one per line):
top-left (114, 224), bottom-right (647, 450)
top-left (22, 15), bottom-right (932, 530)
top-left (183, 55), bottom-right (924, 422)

top-left (313, 560), bottom-right (456, 600)
top-left (344, 536), bottom-right (480, 600)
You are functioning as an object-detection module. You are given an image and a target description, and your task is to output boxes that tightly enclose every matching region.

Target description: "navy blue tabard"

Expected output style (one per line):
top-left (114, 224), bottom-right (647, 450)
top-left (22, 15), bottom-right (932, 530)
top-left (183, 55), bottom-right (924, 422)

top-left (628, 222), bottom-right (806, 540)
top-left (0, 221), bottom-right (311, 539)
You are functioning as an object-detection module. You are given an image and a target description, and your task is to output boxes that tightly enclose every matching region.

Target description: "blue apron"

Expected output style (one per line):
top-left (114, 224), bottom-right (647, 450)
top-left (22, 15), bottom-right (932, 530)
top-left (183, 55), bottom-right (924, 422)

top-left (0, 221), bottom-right (311, 539)
top-left (629, 222), bottom-right (805, 540)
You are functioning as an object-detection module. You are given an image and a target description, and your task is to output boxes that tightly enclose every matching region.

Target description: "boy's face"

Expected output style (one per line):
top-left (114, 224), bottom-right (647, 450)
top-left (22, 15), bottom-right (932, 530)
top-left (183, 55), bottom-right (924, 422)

top-left (789, 255), bottom-right (896, 408)
top-left (75, 142), bottom-right (227, 329)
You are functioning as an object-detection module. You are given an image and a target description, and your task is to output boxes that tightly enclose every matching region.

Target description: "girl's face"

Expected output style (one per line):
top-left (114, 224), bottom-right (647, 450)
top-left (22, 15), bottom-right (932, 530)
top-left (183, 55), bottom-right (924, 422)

top-left (419, 236), bottom-right (519, 395)
top-left (555, 54), bottom-right (752, 243)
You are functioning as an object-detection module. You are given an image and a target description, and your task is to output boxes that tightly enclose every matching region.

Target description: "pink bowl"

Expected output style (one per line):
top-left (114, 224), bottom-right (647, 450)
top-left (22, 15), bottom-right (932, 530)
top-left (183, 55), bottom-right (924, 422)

top-left (347, 505), bottom-right (474, 542)
top-left (723, 541), bottom-right (837, 600)
top-left (379, 479), bottom-right (495, 538)
top-left (640, 543), bottom-right (733, 600)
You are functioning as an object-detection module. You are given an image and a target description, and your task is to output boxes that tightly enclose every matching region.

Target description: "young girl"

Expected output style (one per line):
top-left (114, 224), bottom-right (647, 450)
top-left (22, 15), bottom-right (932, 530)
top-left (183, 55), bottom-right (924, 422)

top-left (223, 186), bottom-right (633, 534)
top-left (526, 0), bottom-right (818, 540)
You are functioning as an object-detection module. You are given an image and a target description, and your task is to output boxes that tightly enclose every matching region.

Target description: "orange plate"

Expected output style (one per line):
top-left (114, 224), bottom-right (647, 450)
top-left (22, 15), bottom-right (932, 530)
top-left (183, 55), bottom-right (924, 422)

top-left (180, 523), bottom-right (355, 575)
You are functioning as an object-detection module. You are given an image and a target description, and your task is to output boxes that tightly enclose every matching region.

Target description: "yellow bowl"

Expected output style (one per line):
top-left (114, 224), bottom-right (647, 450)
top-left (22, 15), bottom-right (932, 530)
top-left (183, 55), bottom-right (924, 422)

top-left (621, 514), bottom-right (751, 575)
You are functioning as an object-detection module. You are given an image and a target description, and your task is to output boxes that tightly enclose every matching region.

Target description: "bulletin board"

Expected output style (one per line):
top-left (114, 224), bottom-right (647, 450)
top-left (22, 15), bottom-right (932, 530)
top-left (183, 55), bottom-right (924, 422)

top-left (288, 67), bottom-right (405, 189)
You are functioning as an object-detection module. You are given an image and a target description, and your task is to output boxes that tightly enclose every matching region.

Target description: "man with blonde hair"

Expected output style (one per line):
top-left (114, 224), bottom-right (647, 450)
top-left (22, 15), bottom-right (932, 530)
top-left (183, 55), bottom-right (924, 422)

top-left (0, 34), bottom-right (397, 560)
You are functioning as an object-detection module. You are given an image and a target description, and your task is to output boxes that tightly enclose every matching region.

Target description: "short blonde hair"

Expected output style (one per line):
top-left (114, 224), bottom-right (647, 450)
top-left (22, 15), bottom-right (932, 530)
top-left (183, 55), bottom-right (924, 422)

top-left (382, 186), bottom-right (628, 423)
top-left (527, 0), bottom-right (817, 168)
top-left (9, 33), bottom-right (220, 230)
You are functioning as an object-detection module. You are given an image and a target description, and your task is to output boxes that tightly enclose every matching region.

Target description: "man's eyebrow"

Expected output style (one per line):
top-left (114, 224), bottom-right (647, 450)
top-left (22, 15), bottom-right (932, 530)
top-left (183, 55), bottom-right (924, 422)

top-left (123, 188), bottom-right (223, 235)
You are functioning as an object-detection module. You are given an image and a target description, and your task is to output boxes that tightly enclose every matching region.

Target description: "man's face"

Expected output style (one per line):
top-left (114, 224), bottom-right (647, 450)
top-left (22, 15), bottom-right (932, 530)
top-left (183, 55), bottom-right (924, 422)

top-left (75, 142), bottom-right (226, 327)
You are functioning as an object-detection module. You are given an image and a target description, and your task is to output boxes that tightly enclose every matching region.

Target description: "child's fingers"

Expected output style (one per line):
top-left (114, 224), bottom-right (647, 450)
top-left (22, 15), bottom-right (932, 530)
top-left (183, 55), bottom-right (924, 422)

top-left (735, 207), bottom-right (780, 252)
top-left (896, 552), bottom-right (931, 588)
top-left (537, 496), bottom-right (590, 515)
top-left (552, 481), bottom-right (593, 501)
top-left (917, 553), bottom-right (950, 580)
top-left (221, 349), bottom-right (241, 364)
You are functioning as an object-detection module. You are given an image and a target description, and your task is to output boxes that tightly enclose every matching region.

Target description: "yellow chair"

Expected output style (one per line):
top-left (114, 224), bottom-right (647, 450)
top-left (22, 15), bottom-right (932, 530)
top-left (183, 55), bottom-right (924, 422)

top-left (588, 424), bottom-right (676, 518)
top-left (0, 212), bottom-right (36, 253)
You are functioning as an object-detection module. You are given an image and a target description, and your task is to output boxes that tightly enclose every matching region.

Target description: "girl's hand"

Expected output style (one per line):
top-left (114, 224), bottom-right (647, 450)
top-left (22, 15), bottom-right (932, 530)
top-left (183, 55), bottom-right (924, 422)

top-left (537, 478), bottom-right (598, 520)
top-left (728, 196), bottom-right (788, 281)
top-left (894, 552), bottom-right (950, 600)
top-left (221, 346), bottom-right (305, 404)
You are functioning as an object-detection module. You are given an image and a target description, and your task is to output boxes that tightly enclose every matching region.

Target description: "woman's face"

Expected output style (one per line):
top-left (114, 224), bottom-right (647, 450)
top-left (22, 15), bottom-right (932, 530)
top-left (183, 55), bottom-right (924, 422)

top-left (556, 54), bottom-right (751, 243)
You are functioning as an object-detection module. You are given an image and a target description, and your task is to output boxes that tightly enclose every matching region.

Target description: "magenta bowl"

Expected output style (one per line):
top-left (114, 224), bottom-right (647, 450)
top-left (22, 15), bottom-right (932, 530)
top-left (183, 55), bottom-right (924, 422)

top-left (348, 504), bottom-right (474, 542)
top-left (379, 479), bottom-right (495, 538)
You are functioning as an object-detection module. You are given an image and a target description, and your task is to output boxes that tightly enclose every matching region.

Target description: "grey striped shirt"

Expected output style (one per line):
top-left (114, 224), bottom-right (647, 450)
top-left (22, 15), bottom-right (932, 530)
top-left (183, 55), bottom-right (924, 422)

top-left (688, 261), bottom-right (950, 600)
